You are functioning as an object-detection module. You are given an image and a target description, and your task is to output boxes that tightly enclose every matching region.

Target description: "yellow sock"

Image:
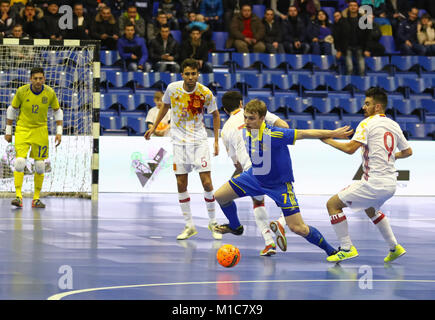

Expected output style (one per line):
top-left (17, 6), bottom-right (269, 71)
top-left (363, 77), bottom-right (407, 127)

top-left (34, 173), bottom-right (44, 200)
top-left (14, 171), bottom-right (24, 199)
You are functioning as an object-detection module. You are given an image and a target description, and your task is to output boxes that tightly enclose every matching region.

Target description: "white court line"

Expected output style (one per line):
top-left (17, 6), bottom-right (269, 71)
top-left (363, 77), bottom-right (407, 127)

top-left (47, 279), bottom-right (435, 300)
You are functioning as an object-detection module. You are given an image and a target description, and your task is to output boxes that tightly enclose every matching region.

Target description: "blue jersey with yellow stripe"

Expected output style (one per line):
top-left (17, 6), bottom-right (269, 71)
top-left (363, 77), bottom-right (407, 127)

top-left (243, 122), bottom-right (297, 187)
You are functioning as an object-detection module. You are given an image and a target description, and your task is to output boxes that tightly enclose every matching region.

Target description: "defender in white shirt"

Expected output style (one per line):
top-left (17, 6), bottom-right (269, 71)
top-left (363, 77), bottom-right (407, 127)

top-left (321, 87), bottom-right (413, 263)
top-left (144, 59), bottom-right (222, 241)
top-left (220, 91), bottom-right (289, 256)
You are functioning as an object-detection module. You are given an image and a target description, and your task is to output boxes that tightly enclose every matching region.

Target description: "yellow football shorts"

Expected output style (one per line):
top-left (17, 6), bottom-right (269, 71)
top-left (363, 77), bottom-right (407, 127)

top-left (14, 125), bottom-right (49, 160)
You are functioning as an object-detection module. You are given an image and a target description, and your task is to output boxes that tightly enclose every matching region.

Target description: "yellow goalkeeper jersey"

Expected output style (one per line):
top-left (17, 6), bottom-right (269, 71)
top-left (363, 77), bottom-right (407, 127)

top-left (12, 84), bottom-right (60, 129)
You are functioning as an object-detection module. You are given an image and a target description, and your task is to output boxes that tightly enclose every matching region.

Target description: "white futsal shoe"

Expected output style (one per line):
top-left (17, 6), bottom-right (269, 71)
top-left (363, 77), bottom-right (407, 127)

top-left (208, 221), bottom-right (223, 240)
top-left (177, 225), bottom-right (198, 240)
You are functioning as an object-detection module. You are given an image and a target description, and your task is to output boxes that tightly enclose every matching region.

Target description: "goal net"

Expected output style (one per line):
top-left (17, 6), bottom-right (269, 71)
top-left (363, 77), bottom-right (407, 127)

top-left (0, 39), bottom-right (100, 200)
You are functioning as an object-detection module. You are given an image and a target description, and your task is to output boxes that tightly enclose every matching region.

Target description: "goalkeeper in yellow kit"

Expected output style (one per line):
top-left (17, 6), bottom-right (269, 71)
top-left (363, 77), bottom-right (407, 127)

top-left (4, 67), bottom-right (63, 208)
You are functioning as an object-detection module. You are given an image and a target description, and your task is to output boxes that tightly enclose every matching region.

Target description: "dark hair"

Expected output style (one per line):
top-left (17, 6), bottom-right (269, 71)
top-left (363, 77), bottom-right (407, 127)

top-left (222, 91), bottom-right (243, 113)
top-left (181, 58), bottom-right (199, 72)
top-left (365, 87), bottom-right (388, 110)
top-left (317, 9), bottom-right (331, 26)
top-left (190, 26), bottom-right (201, 33)
top-left (30, 67), bottom-right (44, 77)
top-left (160, 23), bottom-right (170, 30)
top-left (125, 22), bottom-right (135, 29)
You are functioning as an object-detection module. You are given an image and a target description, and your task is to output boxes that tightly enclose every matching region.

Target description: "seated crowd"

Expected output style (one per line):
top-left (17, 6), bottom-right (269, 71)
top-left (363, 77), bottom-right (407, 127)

top-left (0, 0), bottom-right (434, 75)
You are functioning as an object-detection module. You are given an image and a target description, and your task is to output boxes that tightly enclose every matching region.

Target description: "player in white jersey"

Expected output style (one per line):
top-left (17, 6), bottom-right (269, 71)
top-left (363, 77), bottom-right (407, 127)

top-left (144, 59), bottom-right (222, 241)
top-left (220, 91), bottom-right (289, 256)
top-left (321, 87), bottom-right (413, 263)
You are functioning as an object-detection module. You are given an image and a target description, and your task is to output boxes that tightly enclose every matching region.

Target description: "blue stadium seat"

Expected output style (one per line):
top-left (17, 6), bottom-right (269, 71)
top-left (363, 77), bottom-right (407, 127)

top-left (100, 51), bottom-right (120, 66)
top-left (350, 75), bottom-right (376, 91)
top-left (285, 54), bottom-right (311, 70)
top-left (310, 55), bottom-right (336, 70)
top-left (153, 1), bottom-right (159, 15)
top-left (212, 32), bottom-right (231, 51)
top-left (257, 53), bottom-right (287, 69)
top-left (232, 52), bottom-right (259, 69)
top-left (406, 122), bottom-right (429, 139)
top-left (271, 73), bottom-right (296, 90)
top-left (311, 96), bottom-right (334, 113)
top-left (422, 99), bottom-right (435, 114)
top-left (379, 36), bottom-right (400, 55)
top-left (418, 56), bottom-right (435, 71)
top-left (103, 70), bottom-right (126, 88)
top-left (299, 74), bottom-right (326, 90)
top-left (214, 73), bottom-right (236, 90)
top-left (339, 94), bottom-right (365, 114)
top-left (393, 99), bottom-right (415, 115)
top-left (391, 56), bottom-right (419, 71)
top-left (100, 93), bottom-right (119, 111)
top-left (365, 56), bottom-right (390, 72)
top-left (376, 75), bottom-right (401, 92)
top-left (170, 30), bottom-right (182, 43)
top-left (243, 73), bottom-right (270, 89)
top-left (286, 95), bottom-right (312, 113)
top-left (100, 112), bottom-right (122, 130)
top-left (325, 74), bottom-right (351, 91)
top-left (404, 76), bottom-right (433, 93)
top-left (209, 52), bottom-right (231, 66)
top-left (117, 94), bottom-right (147, 111)
top-left (252, 4), bottom-right (265, 18)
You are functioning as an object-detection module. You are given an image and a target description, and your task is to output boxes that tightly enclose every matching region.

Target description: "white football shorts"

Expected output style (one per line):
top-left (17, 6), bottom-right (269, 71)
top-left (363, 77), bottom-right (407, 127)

top-left (172, 141), bottom-right (211, 174)
top-left (338, 179), bottom-right (396, 212)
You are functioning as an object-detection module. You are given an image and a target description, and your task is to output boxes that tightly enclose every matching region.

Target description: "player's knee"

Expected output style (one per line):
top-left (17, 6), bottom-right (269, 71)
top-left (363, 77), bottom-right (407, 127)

top-left (14, 157), bottom-right (26, 172)
top-left (34, 160), bottom-right (45, 174)
top-left (326, 196), bottom-right (340, 214)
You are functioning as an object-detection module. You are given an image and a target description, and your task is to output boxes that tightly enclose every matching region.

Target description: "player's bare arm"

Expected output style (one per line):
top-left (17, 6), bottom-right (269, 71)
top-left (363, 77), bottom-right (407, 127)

top-left (53, 107), bottom-right (63, 147)
top-left (395, 147), bottom-right (413, 159)
top-left (5, 105), bottom-right (18, 143)
top-left (212, 109), bottom-right (220, 156)
top-left (144, 103), bottom-right (170, 139)
top-left (320, 138), bottom-right (363, 155)
top-left (296, 126), bottom-right (354, 140)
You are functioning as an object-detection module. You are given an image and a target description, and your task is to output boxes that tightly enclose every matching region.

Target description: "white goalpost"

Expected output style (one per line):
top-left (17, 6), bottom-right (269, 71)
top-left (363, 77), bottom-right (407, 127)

top-left (0, 39), bottom-right (100, 200)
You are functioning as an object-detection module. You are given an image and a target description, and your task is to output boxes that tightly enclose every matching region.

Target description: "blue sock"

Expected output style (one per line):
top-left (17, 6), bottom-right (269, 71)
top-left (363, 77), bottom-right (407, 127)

top-left (304, 225), bottom-right (336, 256)
top-left (219, 201), bottom-right (241, 230)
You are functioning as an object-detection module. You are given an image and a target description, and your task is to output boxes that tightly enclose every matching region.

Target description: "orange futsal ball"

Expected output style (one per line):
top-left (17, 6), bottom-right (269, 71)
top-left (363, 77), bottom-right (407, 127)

top-left (217, 244), bottom-right (241, 268)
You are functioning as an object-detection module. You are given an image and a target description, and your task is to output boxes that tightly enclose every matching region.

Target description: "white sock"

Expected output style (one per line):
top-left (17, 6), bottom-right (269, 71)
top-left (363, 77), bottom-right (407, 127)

top-left (330, 212), bottom-right (352, 251)
top-left (179, 191), bottom-right (193, 227)
top-left (254, 204), bottom-right (274, 245)
top-left (278, 214), bottom-right (286, 231)
top-left (371, 210), bottom-right (397, 250)
top-left (204, 190), bottom-right (216, 224)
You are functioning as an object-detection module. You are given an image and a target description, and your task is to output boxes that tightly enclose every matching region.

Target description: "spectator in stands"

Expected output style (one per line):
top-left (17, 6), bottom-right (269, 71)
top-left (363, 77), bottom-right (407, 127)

top-left (117, 23), bottom-right (151, 71)
top-left (178, 0), bottom-right (202, 26)
top-left (0, 0), bottom-right (15, 38)
top-left (199, 0), bottom-right (224, 31)
top-left (308, 9), bottom-right (333, 55)
top-left (119, 4), bottom-right (145, 38)
top-left (105, 0), bottom-right (126, 18)
top-left (182, 11), bottom-right (197, 40)
top-left (341, 1), bottom-right (368, 75)
top-left (146, 91), bottom-right (171, 137)
top-left (263, 8), bottom-right (285, 53)
top-left (149, 24), bottom-right (180, 73)
top-left (228, 4), bottom-right (266, 53)
top-left (282, 5), bottom-right (310, 54)
top-left (332, 11), bottom-right (346, 59)
top-left (266, 0), bottom-right (291, 21)
top-left (179, 26), bottom-right (213, 73)
top-left (365, 14), bottom-right (386, 56)
top-left (62, 3), bottom-right (91, 40)
top-left (417, 13), bottom-right (435, 56)
top-left (397, 7), bottom-right (427, 55)
top-left (6, 23), bottom-right (29, 38)
top-left (147, 12), bottom-right (177, 43)
top-left (43, 0), bottom-right (62, 40)
top-left (17, 2), bottom-right (44, 38)
top-left (158, 0), bottom-right (179, 30)
top-left (361, 0), bottom-right (387, 17)
top-left (132, 0), bottom-right (153, 23)
top-left (293, 0), bottom-right (320, 23)
top-left (91, 6), bottom-right (119, 50)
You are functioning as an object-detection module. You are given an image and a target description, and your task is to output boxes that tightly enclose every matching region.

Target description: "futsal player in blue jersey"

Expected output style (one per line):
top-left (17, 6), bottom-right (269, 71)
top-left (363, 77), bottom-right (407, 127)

top-left (214, 99), bottom-right (354, 257)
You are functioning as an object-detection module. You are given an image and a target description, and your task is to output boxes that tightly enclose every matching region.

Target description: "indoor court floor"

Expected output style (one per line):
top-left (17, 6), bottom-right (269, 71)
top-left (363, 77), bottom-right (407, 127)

top-left (0, 193), bottom-right (434, 300)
